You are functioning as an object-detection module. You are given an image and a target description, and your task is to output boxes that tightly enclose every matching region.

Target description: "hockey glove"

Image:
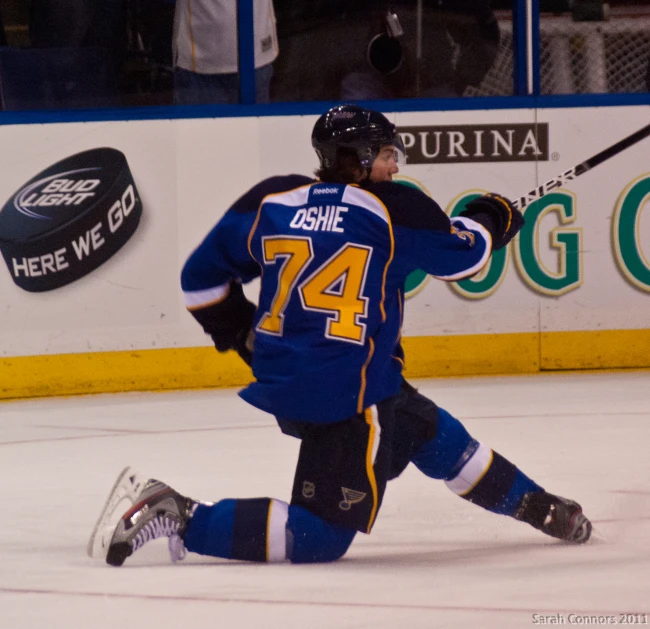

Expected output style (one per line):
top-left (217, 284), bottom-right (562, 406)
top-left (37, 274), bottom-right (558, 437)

top-left (188, 280), bottom-right (256, 366)
top-left (459, 193), bottom-right (524, 250)
top-left (232, 329), bottom-right (254, 367)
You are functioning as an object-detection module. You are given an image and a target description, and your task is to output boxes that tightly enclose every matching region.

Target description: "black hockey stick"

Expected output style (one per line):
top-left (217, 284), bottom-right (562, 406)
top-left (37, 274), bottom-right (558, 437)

top-left (513, 122), bottom-right (650, 211)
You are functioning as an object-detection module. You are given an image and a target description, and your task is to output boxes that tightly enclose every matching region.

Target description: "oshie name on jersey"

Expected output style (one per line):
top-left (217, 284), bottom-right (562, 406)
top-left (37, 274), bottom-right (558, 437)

top-left (289, 205), bottom-right (349, 233)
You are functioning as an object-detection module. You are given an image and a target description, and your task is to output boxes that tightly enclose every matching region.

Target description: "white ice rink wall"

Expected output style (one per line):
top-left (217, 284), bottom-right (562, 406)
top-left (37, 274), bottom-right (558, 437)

top-left (1, 105), bottom-right (649, 399)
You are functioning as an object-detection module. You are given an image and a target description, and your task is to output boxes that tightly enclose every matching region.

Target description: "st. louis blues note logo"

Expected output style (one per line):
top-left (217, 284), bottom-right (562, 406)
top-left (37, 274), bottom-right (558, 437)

top-left (339, 487), bottom-right (367, 510)
top-left (450, 224), bottom-right (476, 246)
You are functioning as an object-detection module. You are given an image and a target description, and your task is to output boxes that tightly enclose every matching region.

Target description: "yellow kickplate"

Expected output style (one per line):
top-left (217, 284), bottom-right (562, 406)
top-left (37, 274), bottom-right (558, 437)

top-left (541, 328), bottom-right (650, 370)
top-left (1, 329), bottom-right (648, 400)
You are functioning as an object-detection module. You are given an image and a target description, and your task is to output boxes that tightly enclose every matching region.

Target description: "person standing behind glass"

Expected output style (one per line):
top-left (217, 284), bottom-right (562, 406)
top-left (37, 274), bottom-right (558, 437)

top-left (172, 0), bottom-right (278, 105)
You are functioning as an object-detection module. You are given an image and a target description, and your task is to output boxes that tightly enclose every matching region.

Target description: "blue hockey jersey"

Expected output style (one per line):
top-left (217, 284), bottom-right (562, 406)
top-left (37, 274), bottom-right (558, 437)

top-left (181, 175), bottom-right (492, 423)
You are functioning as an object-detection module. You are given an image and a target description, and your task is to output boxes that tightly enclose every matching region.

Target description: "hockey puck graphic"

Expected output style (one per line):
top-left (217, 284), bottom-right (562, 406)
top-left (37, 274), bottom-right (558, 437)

top-left (0, 148), bottom-right (143, 292)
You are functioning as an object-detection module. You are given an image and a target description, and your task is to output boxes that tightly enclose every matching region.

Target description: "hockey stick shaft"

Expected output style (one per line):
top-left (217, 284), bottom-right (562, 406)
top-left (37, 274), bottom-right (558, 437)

top-left (513, 122), bottom-right (650, 211)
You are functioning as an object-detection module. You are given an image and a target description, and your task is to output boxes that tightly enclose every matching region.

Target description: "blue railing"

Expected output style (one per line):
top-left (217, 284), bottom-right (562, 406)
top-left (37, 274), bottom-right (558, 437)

top-left (0, 0), bottom-right (649, 127)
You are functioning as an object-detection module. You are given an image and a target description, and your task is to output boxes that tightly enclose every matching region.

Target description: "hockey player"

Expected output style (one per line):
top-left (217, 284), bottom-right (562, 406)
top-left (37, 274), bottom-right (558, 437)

top-left (89, 105), bottom-right (592, 567)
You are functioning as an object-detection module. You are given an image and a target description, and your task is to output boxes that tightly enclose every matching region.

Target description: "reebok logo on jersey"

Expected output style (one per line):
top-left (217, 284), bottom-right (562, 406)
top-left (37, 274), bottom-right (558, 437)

top-left (313, 187), bottom-right (339, 195)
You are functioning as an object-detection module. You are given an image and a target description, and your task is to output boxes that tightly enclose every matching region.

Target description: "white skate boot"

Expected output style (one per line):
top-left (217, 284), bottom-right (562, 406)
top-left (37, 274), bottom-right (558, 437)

top-left (88, 467), bottom-right (195, 567)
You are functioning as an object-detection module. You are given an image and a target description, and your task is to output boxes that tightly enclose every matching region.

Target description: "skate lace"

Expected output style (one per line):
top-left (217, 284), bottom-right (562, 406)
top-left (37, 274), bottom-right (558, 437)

top-left (131, 514), bottom-right (181, 553)
top-left (168, 534), bottom-right (187, 562)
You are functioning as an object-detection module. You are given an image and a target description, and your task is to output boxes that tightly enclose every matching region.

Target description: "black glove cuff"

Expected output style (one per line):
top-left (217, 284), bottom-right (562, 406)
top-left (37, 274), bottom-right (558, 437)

top-left (190, 281), bottom-right (256, 353)
top-left (459, 193), bottom-right (523, 251)
top-left (455, 212), bottom-right (497, 242)
top-left (233, 329), bottom-right (254, 366)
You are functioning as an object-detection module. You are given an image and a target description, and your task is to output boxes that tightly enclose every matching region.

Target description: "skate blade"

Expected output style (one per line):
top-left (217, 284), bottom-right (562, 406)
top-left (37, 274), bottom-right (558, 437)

top-left (87, 466), bottom-right (145, 560)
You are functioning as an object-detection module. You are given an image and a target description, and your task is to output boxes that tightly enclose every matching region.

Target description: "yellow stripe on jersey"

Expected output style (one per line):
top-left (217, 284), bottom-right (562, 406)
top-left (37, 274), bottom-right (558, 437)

top-left (379, 202), bottom-right (394, 323)
top-left (357, 337), bottom-right (375, 414)
top-left (364, 406), bottom-right (380, 533)
top-left (265, 499), bottom-right (273, 562)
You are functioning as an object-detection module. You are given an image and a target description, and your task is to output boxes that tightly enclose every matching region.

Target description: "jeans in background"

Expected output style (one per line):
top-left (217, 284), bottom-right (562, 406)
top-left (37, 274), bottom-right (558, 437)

top-left (174, 63), bottom-right (273, 105)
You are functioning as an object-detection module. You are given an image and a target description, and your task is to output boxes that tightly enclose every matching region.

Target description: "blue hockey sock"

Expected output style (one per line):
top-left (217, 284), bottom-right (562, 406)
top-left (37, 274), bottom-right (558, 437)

top-left (183, 499), bottom-right (356, 563)
top-left (412, 407), bottom-right (543, 517)
top-left (446, 446), bottom-right (543, 515)
top-left (411, 407), bottom-right (475, 479)
top-left (184, 498), bottom-right (289, 562)
top-left (287, 505), bottom-right (356, 564)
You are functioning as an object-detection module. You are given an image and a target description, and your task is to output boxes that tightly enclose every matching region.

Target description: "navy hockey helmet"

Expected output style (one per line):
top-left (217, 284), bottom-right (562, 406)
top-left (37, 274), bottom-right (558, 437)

top-left (311, 104), bottom-right (405, 170)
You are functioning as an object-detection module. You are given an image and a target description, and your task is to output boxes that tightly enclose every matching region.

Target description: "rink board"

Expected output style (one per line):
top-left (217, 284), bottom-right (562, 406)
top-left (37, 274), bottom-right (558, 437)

top-left (3, 329), bottom-right (650, 399)
top-left (0, 106), bottom-right (649, 398)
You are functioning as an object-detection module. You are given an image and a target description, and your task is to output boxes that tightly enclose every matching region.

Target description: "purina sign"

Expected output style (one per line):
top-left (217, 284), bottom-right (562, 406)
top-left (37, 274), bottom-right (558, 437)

top-left (399, 123), bottom-right (549, 164)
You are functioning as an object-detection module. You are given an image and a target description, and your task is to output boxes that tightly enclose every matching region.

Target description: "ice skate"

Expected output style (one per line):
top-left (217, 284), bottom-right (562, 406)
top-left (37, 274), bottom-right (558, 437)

top-left (88, 467), bottom-right (195, 567)
top-left (515, 491), bottom-right (592, 544)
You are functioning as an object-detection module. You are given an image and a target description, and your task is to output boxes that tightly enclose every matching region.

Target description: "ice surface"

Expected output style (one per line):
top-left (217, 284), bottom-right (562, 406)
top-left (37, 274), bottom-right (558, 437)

top-left (1, 371), bottom-right (649, 628)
